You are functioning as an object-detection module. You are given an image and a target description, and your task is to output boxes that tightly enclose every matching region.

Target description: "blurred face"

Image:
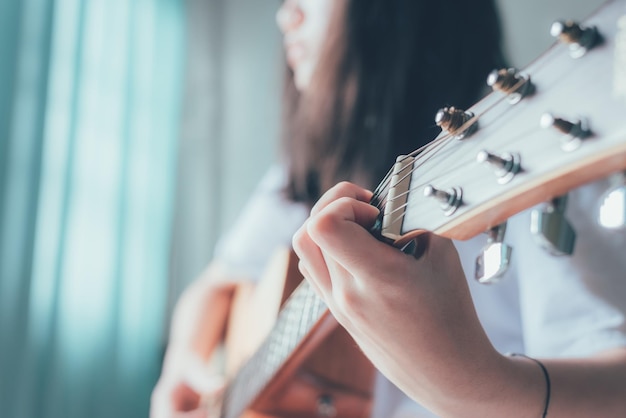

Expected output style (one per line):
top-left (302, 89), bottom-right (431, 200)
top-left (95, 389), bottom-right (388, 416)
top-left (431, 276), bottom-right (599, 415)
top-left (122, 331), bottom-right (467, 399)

top-left (276, 0), bottom-right (336, 91)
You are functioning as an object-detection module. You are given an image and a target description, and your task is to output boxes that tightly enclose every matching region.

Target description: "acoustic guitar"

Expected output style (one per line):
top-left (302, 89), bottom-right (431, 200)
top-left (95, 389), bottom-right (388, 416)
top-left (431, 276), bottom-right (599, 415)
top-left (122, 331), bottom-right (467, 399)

top-left (216, 0), bottom-right (626, 416)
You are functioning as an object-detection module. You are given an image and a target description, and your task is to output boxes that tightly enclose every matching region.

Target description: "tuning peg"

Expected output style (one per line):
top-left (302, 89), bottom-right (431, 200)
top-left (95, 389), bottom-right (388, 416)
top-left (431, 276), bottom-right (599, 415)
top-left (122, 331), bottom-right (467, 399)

top-left (475, 223), bottom-right (512, 284)
top-left (476, 150), bottom-right (522, 184)
top-left (435, 106), bottom-right (478, 139)
top-left (487, 68), bottom-right (534, 104)
top-left (550, 19), bottom-right (600, 58)
top-left (597, 172), bottom-right (626, 229)
top-left (540, 113), bottom-right (591, 151)
top-left (423, 184), bottom-right (463, 216)
top-left (530, 195), bottom-right (576, 256)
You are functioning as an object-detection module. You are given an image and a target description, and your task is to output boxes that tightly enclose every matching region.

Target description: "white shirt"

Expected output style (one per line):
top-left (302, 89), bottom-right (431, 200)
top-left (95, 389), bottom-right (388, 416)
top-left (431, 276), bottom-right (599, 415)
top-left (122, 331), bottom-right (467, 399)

top-left (214, 165), bottom-right (626, 417)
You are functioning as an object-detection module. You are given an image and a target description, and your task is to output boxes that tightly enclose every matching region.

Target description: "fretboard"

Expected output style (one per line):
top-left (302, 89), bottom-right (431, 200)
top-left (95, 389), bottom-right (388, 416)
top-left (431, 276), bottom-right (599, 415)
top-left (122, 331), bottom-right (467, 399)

top-left (219, 279), bottom-right (328, 418)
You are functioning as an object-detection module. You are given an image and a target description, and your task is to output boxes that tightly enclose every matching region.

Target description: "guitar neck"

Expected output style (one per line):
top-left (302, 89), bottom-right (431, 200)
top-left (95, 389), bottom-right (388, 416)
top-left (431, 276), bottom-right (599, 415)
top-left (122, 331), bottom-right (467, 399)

top-left (220, 280), bottom-right (331, 418)
top-left (377, 0), bottom-right (626, 244)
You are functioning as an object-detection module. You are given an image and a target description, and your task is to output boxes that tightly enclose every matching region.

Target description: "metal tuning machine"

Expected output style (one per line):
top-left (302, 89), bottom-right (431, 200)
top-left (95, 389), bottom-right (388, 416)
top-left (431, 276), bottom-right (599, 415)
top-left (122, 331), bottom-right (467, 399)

top-left (476, 150), bottom-right (522, 184)
top-left (423, 184), bottom-right (463, 216)
top-left (551, 19), bottom-right (601, 58)
top-left (540, 113), bottom-right (592, 152)
top-left (487, 68), bottom-right (534, 104)
top-left (435, 106), bottom-right (478, 139)
top-left (475, 223), bottom-right (512, 284)
top-left (530, 195), bottom-right (576, 256)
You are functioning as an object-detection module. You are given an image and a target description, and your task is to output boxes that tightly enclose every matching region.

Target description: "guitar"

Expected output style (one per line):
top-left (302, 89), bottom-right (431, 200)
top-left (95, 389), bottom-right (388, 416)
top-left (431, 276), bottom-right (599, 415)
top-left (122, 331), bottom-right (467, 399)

top-left (217, 0), bottom-right (626, 416)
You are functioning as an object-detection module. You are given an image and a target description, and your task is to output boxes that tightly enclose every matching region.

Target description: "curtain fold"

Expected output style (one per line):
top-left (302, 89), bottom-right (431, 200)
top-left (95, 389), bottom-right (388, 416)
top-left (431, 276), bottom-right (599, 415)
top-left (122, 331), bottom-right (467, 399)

top-left (0, 0), bottom-right (185, 416)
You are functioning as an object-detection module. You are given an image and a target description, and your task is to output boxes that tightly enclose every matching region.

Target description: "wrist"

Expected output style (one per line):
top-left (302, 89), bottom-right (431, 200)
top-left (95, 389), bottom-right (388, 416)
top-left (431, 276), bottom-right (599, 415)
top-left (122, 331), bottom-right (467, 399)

top-left (509, 353), bottom-right (551, 418)
top-left (434, 351), bottom-right (548, 418)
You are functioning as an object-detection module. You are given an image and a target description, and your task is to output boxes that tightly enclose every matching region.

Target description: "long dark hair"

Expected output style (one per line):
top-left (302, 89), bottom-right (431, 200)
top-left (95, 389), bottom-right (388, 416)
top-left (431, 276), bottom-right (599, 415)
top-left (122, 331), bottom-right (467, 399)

top-left (282, 0), bottom-right (506, 206)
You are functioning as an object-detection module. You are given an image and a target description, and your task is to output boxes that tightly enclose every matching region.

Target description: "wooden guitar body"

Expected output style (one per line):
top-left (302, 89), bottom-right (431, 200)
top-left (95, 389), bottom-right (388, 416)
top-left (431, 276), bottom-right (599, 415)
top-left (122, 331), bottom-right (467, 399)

top-left (224, 248), bottom-right (375, 418)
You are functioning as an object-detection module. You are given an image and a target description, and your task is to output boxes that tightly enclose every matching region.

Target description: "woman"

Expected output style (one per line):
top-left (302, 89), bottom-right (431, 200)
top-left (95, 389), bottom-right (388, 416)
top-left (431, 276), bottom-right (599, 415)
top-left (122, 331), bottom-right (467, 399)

top-left (151, 0), bottom-right (505, 416)
top-left (291, 0), bottom-right (626, 413)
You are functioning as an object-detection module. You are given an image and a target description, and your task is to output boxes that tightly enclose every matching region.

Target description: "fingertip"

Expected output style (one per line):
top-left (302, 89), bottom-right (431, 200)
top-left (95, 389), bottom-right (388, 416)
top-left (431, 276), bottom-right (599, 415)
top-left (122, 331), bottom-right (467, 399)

top-left (360, 199), bottom-right (382, 221)
top-left (291, 222), bottom-right (306, 253)
top-left (310, 182), bottom-right (374, 216)
top-left (297, 259), bottom-right (308, 278)
top-left (308, 197), bottom-right (380, 242)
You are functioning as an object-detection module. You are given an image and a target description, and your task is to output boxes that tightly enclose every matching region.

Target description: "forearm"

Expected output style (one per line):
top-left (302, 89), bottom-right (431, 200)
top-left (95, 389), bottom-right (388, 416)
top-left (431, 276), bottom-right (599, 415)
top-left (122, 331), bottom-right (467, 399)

top-left (428, 348), bottom-right (626, 418)
top-left (541, 348), bottom-right (626, 417)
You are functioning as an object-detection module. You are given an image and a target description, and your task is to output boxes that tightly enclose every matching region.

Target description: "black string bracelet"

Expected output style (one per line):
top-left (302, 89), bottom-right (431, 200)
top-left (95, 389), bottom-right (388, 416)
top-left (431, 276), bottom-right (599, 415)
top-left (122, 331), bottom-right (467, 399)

top-left (509, 353), bottom-right (551, 418)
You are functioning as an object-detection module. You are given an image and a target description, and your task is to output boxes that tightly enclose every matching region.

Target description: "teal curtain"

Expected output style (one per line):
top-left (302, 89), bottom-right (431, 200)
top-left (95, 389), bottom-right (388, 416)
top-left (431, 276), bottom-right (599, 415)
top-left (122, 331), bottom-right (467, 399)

top-left (0, 0), bottom-right (185, 416)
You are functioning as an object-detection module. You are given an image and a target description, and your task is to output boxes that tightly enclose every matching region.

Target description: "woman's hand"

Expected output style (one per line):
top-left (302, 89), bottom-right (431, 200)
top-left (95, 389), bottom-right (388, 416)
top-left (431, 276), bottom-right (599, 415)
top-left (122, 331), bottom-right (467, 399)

top-left (292, 182), bottom-right (511, 414)
top-left (151, 368), bottom-right (225, 418)
top-left (150, 269), bottom-right (235, 418)
top-left (293, 182), bottom-right (626, 418)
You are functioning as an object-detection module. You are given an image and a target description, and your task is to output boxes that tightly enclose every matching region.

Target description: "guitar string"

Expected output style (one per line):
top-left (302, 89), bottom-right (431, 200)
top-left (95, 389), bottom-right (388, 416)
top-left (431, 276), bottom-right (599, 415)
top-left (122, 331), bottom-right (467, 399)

top-left (371, 85), bottom-right (518, 212)
top-left (384, 92), bottom-right (607, 229)
top-left (383, 127), bottom-right (543, 229)
top-left (374, 35), bottom-right (576, 210)
top-left (371, 120), bottom-right (472, 209)
top-left (383, 120), bottom-right (540, 226)
top-left (369, 106), bottom-right (482, 203)
top-left (370, 70), bottom-right (538, 209)
top-left (368, 44), bottom-right (572, 230)
top-left (379, 39), bottom-right (595, 229)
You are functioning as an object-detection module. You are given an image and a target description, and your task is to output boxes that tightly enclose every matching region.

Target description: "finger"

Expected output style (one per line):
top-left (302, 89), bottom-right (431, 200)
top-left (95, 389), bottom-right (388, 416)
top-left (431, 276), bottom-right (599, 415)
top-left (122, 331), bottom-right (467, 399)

top-left (310, 181), bottom-right (373, 217)
top-left (295, 233), bottom-right (363, 345)
top-left (292, 221), bottom-right (333, 297)
top-left (297, 260), bottom-right (325, 299)
top-left (308, 197), bottom-right (409, 280)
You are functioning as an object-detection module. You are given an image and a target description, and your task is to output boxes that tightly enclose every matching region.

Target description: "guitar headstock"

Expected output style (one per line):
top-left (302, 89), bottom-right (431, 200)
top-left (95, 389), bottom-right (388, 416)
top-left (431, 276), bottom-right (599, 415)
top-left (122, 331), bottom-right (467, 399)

top-left (377, 0), bottom-right (626, 247)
